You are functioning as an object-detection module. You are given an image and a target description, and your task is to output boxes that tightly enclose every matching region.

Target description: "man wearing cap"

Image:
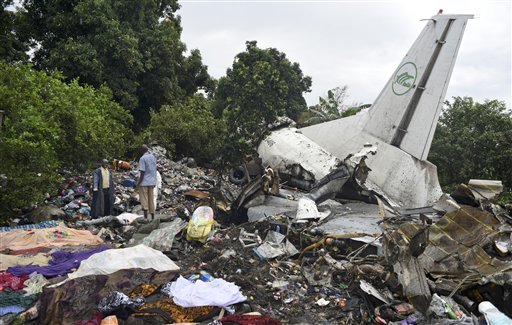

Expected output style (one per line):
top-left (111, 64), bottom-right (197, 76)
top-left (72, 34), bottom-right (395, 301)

top-left (91, 159), bottom-right (115, 218)
top-left (137, 145), bottom-right (158, 220)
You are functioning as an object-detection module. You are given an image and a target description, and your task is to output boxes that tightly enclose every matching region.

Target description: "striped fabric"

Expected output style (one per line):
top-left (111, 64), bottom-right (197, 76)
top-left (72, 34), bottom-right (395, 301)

top-left (0, 220), bottom-right (61, 232)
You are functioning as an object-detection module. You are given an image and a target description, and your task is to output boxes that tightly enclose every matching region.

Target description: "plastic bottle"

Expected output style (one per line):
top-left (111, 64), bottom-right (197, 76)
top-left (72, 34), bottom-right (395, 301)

top-left (478, 301), bottom-right (512, 325)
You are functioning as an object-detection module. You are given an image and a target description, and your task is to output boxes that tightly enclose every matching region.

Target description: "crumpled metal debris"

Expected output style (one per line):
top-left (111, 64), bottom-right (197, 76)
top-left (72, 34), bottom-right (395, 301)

top-left (384, 222), bottom-right (431, 314)
top-left (467, 179), bottom-right (503, 201)
top-left (416, 206), bottom-right (512, 288)
top-left (255, 231), bottom-right (299, 259)
top-left (98, 291), bottom-right (145, 313)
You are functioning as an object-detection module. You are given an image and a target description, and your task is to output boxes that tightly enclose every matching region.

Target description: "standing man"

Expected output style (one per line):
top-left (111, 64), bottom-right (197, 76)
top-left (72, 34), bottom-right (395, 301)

top-left (91, 159), bottom-right (115, 218)
top-left (137, 145), bottom-right (158, 220)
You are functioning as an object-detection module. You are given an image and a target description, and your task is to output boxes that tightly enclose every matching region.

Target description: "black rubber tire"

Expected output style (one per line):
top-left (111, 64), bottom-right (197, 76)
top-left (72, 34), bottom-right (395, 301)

top-left (229, 165), bottom-right (248, 185)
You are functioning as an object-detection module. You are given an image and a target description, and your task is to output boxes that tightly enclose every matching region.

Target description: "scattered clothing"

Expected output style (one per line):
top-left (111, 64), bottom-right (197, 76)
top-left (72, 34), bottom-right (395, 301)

top-left (0, 290), bottom-right (37, 308)
top-left (39, 269), bottom-right (178, 325)
top-left (22, 273), bottom-right (49, 295)
top-left (7, 247), bottom-right (51, 256)
top-left (132, 297), bottom-right (215, 323)
top-left (163, 276), bottom-right (247, 308)
top-left (78, 206), bottom-right (91, 216)
top-left (0, 226), bottom-right (103, 251)
top-left (0, 272), bottom-right (28, 291)
top-left (8, 246), bottom-right (110, 278)
top-left (128, 284), bottom-right (159, 298)
top-left (0, 220), bottom-right (61, 232)
top-left (10, 304), bottom-right (38, 322)
top-left (67, 245), bottom-right (179, 280)
top-left (0, 253), bottom-right (51, 270)
top-left (219, 314), bottom-right (282, 325)
top-left (0, 305), bottom-right (25, 316)
top-left (73, 312), bottom-right (104, 325)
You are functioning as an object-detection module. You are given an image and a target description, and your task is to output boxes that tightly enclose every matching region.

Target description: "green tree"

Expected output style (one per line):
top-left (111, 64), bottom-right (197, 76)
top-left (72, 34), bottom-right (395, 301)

top-left (299, 86), bottom-right (370, 127)
top-left (429, 96), bottom-right (512, 193)
top-left (0, 61), bottom-right (132, 214)
top-left (213, 40), bottom-right (312, 165)
top-left (0, 0), bottom-right (28, 62)
top-left (149, 94), bottom-right (222, 161)
top-left (20, 0), bottom-right (213, 128)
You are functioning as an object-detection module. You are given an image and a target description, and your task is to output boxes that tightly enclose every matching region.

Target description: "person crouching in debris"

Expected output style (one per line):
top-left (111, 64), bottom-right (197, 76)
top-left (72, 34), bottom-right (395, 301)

top-left (112, 159), bottom-right (132, 171)
top-left (91, 159), bottom-right (115, 218)
top-left (136, 145), bottom-right (158, 220)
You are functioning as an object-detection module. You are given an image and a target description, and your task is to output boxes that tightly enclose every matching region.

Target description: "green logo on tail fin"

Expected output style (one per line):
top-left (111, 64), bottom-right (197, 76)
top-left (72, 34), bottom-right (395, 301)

top-left (392, 62), bottom-right (417, 95)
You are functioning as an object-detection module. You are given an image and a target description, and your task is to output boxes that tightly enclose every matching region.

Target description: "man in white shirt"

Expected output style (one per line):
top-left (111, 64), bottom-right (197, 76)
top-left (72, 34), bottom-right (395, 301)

top-left (136, 145), bottom-right (158, 220)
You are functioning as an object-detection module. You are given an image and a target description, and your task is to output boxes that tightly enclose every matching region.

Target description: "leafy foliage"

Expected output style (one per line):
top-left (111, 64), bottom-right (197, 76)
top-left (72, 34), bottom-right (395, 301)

top-left (299, 86), bottom-right (370, 127)
top-left (0, 61), bottom-right (132, 214)
top-left (20, 0), bottom-right (213, 129)
top-left (149, 94), bottom-right (222, 162)
top-left (0, 0), bottom-right (28, 62)
top-left (213, 41), bottom-right (311, 165)
top-left (429, 97), bottom-right (512, 192)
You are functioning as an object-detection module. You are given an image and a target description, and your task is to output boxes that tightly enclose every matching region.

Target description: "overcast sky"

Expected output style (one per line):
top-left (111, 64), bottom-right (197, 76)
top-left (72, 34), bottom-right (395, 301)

top-left (178, 0), bottom-right (511, 109)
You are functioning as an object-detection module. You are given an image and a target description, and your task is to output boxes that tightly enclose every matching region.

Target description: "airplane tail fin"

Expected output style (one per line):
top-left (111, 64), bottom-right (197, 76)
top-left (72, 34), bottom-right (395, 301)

top-left (362, 13), bottom-right (474, 160)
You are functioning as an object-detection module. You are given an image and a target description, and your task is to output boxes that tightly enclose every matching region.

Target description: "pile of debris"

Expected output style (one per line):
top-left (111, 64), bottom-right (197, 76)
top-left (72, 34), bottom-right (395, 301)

top-left (0, 145), bottom-right (511, 325)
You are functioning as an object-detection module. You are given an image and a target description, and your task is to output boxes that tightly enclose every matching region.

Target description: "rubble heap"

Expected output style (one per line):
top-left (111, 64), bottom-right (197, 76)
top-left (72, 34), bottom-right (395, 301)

top-left (0, 146), bottom-right (511, 325)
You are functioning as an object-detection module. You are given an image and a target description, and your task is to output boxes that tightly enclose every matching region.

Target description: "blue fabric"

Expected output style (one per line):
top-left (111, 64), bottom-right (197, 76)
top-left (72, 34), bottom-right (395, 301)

top-left (7, 246), bottom-right (110, 278)
top-left (122, 178), bottom-right (136, 187)
top-left (0, 220), bottom-right (61, 232)
top-left (138, 152), bottom-right (157, 186)
top-left (0, 305), bottom-right (25, 316)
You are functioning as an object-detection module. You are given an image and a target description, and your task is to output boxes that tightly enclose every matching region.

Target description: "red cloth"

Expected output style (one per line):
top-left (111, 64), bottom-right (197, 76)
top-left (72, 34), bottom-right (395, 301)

top-left (220, 314), bottom-right (282, 325)
top-left (0, 272), bottom-right (28, 291)
top-left (8, 246), bottom-right (51, 255)
top-left (73, 312), bottom-right (104, 325)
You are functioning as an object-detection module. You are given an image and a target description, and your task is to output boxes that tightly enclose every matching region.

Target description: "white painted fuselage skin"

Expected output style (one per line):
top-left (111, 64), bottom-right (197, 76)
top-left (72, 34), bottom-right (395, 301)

top-left (259, 14), bottom-right (474, 208)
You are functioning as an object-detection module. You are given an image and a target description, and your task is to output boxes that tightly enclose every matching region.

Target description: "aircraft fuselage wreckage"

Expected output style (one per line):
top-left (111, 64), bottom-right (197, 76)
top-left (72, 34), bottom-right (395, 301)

top-left (258, 13), bottom-right (474, 208)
